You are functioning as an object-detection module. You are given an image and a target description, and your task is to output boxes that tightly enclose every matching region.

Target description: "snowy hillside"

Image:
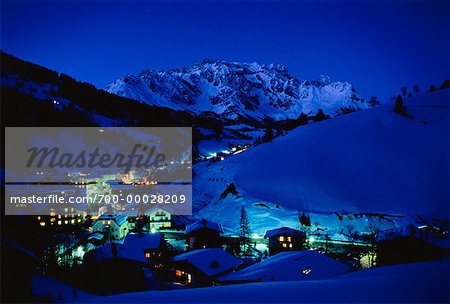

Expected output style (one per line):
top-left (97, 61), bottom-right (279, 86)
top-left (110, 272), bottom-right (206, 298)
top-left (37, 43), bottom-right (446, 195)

top-left (105, 59), bottom-right (368, 123)
top-left (89, 261), bottom-right (450, 303)
top-left (192, 90), bottom-right (450, 230)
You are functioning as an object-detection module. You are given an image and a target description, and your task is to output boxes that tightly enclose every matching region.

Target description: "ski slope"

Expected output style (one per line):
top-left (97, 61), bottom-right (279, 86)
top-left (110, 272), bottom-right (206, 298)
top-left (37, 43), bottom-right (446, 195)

top-left (195, 90), bottom-right (450, 218)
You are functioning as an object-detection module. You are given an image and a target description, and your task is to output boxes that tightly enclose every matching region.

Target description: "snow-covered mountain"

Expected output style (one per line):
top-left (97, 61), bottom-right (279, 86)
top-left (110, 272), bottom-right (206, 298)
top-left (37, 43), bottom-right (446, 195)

top-left (105, 59), bottom-right (368, 123)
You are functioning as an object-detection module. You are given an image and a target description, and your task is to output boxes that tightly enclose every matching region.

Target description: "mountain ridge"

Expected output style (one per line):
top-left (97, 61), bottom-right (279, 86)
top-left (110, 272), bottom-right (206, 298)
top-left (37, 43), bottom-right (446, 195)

top-left (105, 59), bottom-right (369, 123)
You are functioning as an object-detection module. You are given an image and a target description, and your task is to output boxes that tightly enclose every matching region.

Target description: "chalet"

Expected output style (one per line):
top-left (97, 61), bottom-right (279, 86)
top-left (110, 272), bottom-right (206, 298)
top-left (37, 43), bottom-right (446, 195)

top-left (376, 221), bottom-right (450, 266)
top-left (92, 214), bottom-right (129, 241)
top-left (82, 233), bottom-right (166, 293)
top-left (186, 219), bottom-right (224, 250)
top-left (145, 207), bottom-right (171, 232)
top-left (264, 227), bottom-right (306, 255)
top-left (218, 250), bottom-right (351, 284)
top-left (171, 248), bottom-right (242, 287)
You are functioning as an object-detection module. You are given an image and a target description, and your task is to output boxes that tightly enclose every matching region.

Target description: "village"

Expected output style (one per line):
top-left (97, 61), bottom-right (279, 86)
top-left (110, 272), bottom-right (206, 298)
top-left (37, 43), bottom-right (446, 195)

top-left (3, 141), bottom-right (449, 302)
top-left (18, 192), bottom-right (447, 302)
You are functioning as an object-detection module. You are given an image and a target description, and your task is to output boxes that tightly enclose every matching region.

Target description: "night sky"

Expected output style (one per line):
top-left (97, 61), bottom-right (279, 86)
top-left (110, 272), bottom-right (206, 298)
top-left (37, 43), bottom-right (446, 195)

top-left (1, 0), bottom-right (449, 101)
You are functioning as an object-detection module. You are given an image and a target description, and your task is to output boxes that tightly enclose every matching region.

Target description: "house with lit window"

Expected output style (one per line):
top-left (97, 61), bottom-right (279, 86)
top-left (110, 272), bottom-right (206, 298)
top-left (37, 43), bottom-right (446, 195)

top-left (171, 248), bottom-right (242, 287)
top-left (92, 214), bottom-right (129, 241)
top-left (145, 207), bottom-right (171, 232)
top-left (264, 227), bottom-right (306, 255)
top-left (218, 250), bottom-right (351, 284)
top-left (186, 219), bottom-right (224, 250)
top-left (82, 232), bottom-right (166, 293)
top-left (37, 205), bottom-right (86, 228)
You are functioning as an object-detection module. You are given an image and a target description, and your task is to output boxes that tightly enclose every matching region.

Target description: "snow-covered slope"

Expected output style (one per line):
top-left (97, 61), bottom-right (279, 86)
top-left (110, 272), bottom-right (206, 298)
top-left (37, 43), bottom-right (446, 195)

top-left (194, 90), bottom-right (450, 217)
top-left (89, 260), bottom-right (450, 303)
top-left (105, 59), bottom-right (368, 123)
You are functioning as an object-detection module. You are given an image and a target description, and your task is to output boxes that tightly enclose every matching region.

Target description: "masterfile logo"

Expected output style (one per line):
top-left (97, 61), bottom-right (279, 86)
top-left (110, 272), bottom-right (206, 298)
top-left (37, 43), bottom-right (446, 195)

top-left (4, 127), bottom-right (192, 215)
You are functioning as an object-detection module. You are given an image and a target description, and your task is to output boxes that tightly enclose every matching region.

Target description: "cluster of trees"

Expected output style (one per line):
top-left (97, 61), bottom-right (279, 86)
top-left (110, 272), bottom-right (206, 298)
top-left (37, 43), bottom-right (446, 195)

top-left (254, 109), bottom-right (331, 145)
top-left (390, 79), bottom-right (450, 103)
top-left (390, 79), bottom-right (450, 116)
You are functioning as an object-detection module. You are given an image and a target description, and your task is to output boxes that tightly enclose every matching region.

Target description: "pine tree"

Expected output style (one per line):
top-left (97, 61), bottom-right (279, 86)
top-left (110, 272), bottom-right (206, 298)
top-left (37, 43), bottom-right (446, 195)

top-left (239, 206), bottom-right (251, 255)
top-left (394, 95), bottom-right (404, 113)
top-left (368, 96), bottom-right (380, 107)
top-left (428, 84), bottom-right (437, 92)
top-left (413, 84), bottom-right (421, 96)
top-left (400, 86), bottom-right (408, 98)
top-left (297, 113), bottom-right (308, 125)
top-left (263, 128), bottom-right (273, 143)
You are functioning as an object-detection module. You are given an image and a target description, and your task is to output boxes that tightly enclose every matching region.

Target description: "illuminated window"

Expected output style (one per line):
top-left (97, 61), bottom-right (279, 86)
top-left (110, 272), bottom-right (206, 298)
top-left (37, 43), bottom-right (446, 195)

top-left (287, 236), bottom-right (292, 242)
top-left (279, 236), bottom-right (285, 242)
top-left (282, 243), bottom-right (287, 248)
top-left (37, 216), bottom-right (41, 220)
top-left (145, 252), bottom-right (151, 258)
top-left (64, 220), bottom-right (68, 224)
top-left (302, 268), bottom-right (312, 275)
top-left (187, 274), bottom-right (192, 283)
top-left (58, 215), bottom-right (62, 219)
top-left (50, 218), bottom-right (56, 222)
top-left (107, 220), bottom-right (111, 225)
top-left (50, 212), bottom-right (56, 217)
top-left (64, 208), bottom-right (68, 213)
top-left (289, 243), bottom-right (293, 248)
top-left (71, 219), bottom-right (75, 224)
top-left (40, 222), bottom-right (46, 227)
top-left (77, 219), bottom-right (81, 223)
top-left (58, 221), bottom-right (62, 225)
top-left (176, 270), bottom-right (182, 277)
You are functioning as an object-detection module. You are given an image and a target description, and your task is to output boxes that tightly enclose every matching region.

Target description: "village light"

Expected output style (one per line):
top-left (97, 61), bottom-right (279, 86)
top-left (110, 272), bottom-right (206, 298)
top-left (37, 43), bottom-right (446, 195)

top-left (252, 233), bottom-right (259, 239)
top-left (151, 228), bottom-right (156, 233)
top-left (309, 236), bottom-right (315, 243)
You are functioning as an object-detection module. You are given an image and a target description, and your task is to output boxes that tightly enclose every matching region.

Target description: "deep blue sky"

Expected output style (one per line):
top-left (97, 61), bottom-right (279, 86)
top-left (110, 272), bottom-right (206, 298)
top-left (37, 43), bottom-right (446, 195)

top-left (1, 0), bottom-right (449, 101)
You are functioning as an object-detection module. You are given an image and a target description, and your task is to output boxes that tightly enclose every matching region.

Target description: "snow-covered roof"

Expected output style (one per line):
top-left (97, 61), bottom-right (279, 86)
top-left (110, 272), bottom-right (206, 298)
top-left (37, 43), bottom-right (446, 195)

top-left (218, 250), bottom-right (350, 282)
top-left (123, 233), bottom-right (163, 250)
top-left (84, 260), bottom-right (450, 303)
top-left (84, 233), bottom-right (163, 263)
top-left (172, 248), bottom-right (242, 277)
top-left (123, 209), bottom-right (139, 217)
top-left (96, 214), bottom-right (128, 226)
top-left (377, 222), bottom-right (450, 249)
top-left (185, 219), bottom-right (224, 234)
top-left (264, 227), bottom-right (304, 238)
top-left (145, 206), bottom-right (169, 215)
top-left (87, 232), bottom-right (105, 241)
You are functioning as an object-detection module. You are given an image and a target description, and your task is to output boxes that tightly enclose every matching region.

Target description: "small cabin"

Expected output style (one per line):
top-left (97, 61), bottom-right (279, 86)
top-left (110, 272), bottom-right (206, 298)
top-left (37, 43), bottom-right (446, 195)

top-left (145, 207), bottom-right (171, 232)
top-left (186, 219), bottom-right (224, 250)
top-left (264, 227), bottom-right (306, 255)
top-left (92, 214), bottom-right (129, 241)
top-left (171, 248), bottom-right (242, 287)
top-left (82, 233), bottom-right (166, 293)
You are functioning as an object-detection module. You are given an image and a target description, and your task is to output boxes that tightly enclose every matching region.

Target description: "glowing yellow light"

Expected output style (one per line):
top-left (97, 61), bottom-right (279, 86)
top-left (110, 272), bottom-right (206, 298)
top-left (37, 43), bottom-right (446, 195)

top-left (302, 268), bottom-right (312, 275)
